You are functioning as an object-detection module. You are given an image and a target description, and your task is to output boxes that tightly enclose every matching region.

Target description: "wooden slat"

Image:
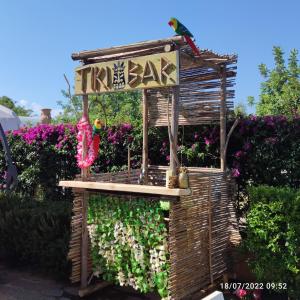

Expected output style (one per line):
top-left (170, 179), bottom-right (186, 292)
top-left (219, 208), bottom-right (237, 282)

top-left (59, 180), bottom-right (191, 196)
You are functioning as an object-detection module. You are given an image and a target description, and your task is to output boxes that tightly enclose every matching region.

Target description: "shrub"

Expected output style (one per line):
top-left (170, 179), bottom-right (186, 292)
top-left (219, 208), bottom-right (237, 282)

top-left (88, 195), bottom-right (169, 299)
top-left (243, 185), bottom-right (300, 298)
top-left (0, 124), bottom-right (78, 200)
top-left (1, 116), bottom-right (299, 210)
top-left (0, 193), bottom-right (71, 278)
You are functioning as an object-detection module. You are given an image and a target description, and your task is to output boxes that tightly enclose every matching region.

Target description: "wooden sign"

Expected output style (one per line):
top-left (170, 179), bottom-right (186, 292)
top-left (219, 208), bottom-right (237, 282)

top-left (74, 51), bottom-right (179, 95)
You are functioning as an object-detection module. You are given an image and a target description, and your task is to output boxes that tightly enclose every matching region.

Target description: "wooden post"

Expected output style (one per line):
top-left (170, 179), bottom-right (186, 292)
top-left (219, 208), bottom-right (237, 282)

top-left (82, 94), bottom-right (89, 179)
top-left (142, 89), bottom-right (149, 184)
top-left (81, 190), bottom-right (89, 289)
top-left (220, 65), bottom-right (227, 171)
top-left (170, 86), bottom-right (180, 176)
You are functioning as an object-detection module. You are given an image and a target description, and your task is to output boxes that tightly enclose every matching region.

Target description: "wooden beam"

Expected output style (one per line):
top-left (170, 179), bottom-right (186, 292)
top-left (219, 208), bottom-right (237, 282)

top-left (220, 65), bottom-right (227, 171)
top-left (59, 181), bottom-right (191, 196)
top-left (142, 89), bottom-right (149, 184)
top-left (170, 86), bottom-right (180, 176)
top-left (80, 190), bottom-right (89, 289)
top-left (81, 95), bottom-right (89, 179)
top-left (86, 44), bottom-right (174, 63)
top-left (72, 36), bottom-right (185, 61)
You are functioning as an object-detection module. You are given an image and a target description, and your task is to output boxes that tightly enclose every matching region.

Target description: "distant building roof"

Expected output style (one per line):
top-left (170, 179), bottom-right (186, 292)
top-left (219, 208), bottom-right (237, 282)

top-left (0, 105), bottom-right (21, 131)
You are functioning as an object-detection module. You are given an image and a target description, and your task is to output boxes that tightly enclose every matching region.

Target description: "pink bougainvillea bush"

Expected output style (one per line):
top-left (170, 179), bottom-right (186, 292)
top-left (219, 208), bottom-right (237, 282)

top-left (2, 124), bottom-right (78, 200)
top-left (0, 116), bottom-right (299, 205)
top-left (0, 123), bottom-right (137, 200)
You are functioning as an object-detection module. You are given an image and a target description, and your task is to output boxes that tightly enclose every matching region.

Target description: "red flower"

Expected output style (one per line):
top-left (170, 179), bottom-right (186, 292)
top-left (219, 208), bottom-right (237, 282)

top-left (232, 168), bottom-right (240, 178)
top-left (204, 137), bottom-right (211, 146)
top-left (235, 288), bottom-right (247, 299)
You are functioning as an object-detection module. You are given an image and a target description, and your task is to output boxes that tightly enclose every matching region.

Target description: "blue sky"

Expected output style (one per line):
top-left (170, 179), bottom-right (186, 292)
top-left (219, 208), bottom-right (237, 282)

top-left (0, 0), bottom-right (299, 116)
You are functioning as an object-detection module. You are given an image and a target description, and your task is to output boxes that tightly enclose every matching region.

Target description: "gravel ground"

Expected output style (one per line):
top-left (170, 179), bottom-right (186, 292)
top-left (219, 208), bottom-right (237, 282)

top-left (0, 263), bottom-right (160, 300)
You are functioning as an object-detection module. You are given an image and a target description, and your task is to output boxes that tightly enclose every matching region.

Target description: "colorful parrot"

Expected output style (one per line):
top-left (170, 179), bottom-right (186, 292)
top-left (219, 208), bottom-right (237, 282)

top-left (92, 119), bottom-right (102, 156)
top-left (168, 17), bottom-right (201, 57)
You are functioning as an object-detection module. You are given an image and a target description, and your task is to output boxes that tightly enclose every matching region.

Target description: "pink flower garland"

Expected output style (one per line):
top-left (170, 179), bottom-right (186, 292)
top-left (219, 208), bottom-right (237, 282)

top-left (76, 117), bottom-right (97, 168)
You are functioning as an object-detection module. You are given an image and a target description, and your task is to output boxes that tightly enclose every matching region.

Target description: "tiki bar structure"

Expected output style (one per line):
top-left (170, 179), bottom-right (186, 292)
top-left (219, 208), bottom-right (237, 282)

top-left (59, 35), bottom-right (241, 299)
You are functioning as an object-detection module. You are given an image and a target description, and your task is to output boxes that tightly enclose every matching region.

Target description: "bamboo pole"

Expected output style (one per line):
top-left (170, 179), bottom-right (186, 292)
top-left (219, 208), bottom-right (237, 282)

top-left (71, 36), bottom-right (185, 61)
top-left (208, 177), bottom-right (213, 285)
top-left (220, 65), bottom-right (227, 171)
top-left (81, 190), bottom-right (89, 289)
top-left (86, 44), bottom-right (174, 63)
top-left (142, 89), bottom-right (149, 184)
top-left (170, 86), bottom-right (180, 176)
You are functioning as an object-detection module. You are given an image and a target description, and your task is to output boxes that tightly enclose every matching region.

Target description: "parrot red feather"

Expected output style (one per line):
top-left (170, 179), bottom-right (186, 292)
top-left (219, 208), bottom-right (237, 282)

top-left (184, 35), bottom-right (201, 57)
top-left (92, 134), bottom-right (100, 156)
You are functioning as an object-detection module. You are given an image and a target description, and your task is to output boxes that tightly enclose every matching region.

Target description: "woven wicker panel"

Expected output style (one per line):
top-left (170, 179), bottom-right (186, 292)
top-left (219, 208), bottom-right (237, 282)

top-left (147, 56), bottom-right (236, 127)
top-left (168, 172), bottom-right (240, 300)
top-left (68, 189), bottom-right (92, 283)
top-left (169, 176), bottom-right (210, 299)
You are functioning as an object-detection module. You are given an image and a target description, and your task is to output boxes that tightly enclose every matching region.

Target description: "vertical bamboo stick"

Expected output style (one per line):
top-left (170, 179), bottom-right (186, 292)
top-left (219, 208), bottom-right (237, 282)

top-left (170, 86), bottom-right (180, 176)
top-left (220, 65), bottom-right (227, 171)
top-left (81, 94), bottom-right (89, 179)
top-left (142, 89), bottom-right (149, 184)
top-left (81, 190), bottom-right (89, 289)
top-left (208, 177), bottom-right (213, 284)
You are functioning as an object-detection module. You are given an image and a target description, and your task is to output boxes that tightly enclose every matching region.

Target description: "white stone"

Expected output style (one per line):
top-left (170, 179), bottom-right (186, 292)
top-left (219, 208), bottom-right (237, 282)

top-left (201, 291), bottom-right (224, 300)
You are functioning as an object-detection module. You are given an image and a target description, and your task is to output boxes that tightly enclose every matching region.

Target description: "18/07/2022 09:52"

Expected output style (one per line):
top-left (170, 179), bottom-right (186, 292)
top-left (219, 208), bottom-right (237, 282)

top-left (220, 282), bottom-right (287, 290)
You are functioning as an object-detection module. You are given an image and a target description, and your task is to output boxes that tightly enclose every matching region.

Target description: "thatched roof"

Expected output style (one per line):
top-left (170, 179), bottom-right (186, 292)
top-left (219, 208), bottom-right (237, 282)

top-left (72, 36), bottom-right (237, 126)
top-left (71, 36), bottom-right (237, 68)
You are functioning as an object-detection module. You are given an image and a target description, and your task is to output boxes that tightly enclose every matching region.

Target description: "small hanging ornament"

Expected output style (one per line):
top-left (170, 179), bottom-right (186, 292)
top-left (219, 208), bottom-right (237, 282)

top-left (178, 167), bottom-right (189, 189)
top-left (76, 118), bottom-right (102, 169)
top-left (76, 117), bottom-right (96, 168)
top-left (92, 119), bottom-right (102, 156)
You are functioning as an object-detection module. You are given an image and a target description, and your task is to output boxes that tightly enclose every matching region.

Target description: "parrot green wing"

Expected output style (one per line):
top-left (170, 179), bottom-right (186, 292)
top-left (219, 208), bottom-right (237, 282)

top-left (176, 20), bottom-right (194, 38)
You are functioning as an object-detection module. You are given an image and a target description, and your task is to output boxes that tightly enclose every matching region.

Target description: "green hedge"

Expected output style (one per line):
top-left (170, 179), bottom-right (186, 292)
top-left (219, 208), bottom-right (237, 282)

top-left (88, 195), bottom-right (169, 299)
top-left (0, 193), bottom-right (71, 278)
top-left (244, 186), bottom-right (300, 298)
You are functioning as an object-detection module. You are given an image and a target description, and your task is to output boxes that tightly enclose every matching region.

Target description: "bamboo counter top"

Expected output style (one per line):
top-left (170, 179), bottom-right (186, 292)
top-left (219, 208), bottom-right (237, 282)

top-left (59, 180), bottom-right (191, 197)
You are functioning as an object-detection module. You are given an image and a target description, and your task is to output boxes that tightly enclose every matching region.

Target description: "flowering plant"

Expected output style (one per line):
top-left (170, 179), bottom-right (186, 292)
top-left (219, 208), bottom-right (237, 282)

top-left (0, 116), bottom-right (299, 205)
top-left (235, 288), bottom-right (248, 299)
top-left (0, 124), bottom-right (78, 199)
top-left (234, 288), bottom-right (262, 300)
top-left (88, 195), bottom-right (170, 299)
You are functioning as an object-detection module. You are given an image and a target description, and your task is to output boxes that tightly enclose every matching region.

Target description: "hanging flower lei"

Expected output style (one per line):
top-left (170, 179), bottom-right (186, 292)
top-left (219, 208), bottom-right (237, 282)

top-left (76, 117), bottom-right (97, 168)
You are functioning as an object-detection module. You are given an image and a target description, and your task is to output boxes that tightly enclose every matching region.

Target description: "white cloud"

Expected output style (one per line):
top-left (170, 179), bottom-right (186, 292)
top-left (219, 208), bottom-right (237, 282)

top-left (31, 102), bottom-right (43, 114)
top-left (18, 99), bottom-right (28, 106)
top-left (16, 99), bottom-right (61, 118)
